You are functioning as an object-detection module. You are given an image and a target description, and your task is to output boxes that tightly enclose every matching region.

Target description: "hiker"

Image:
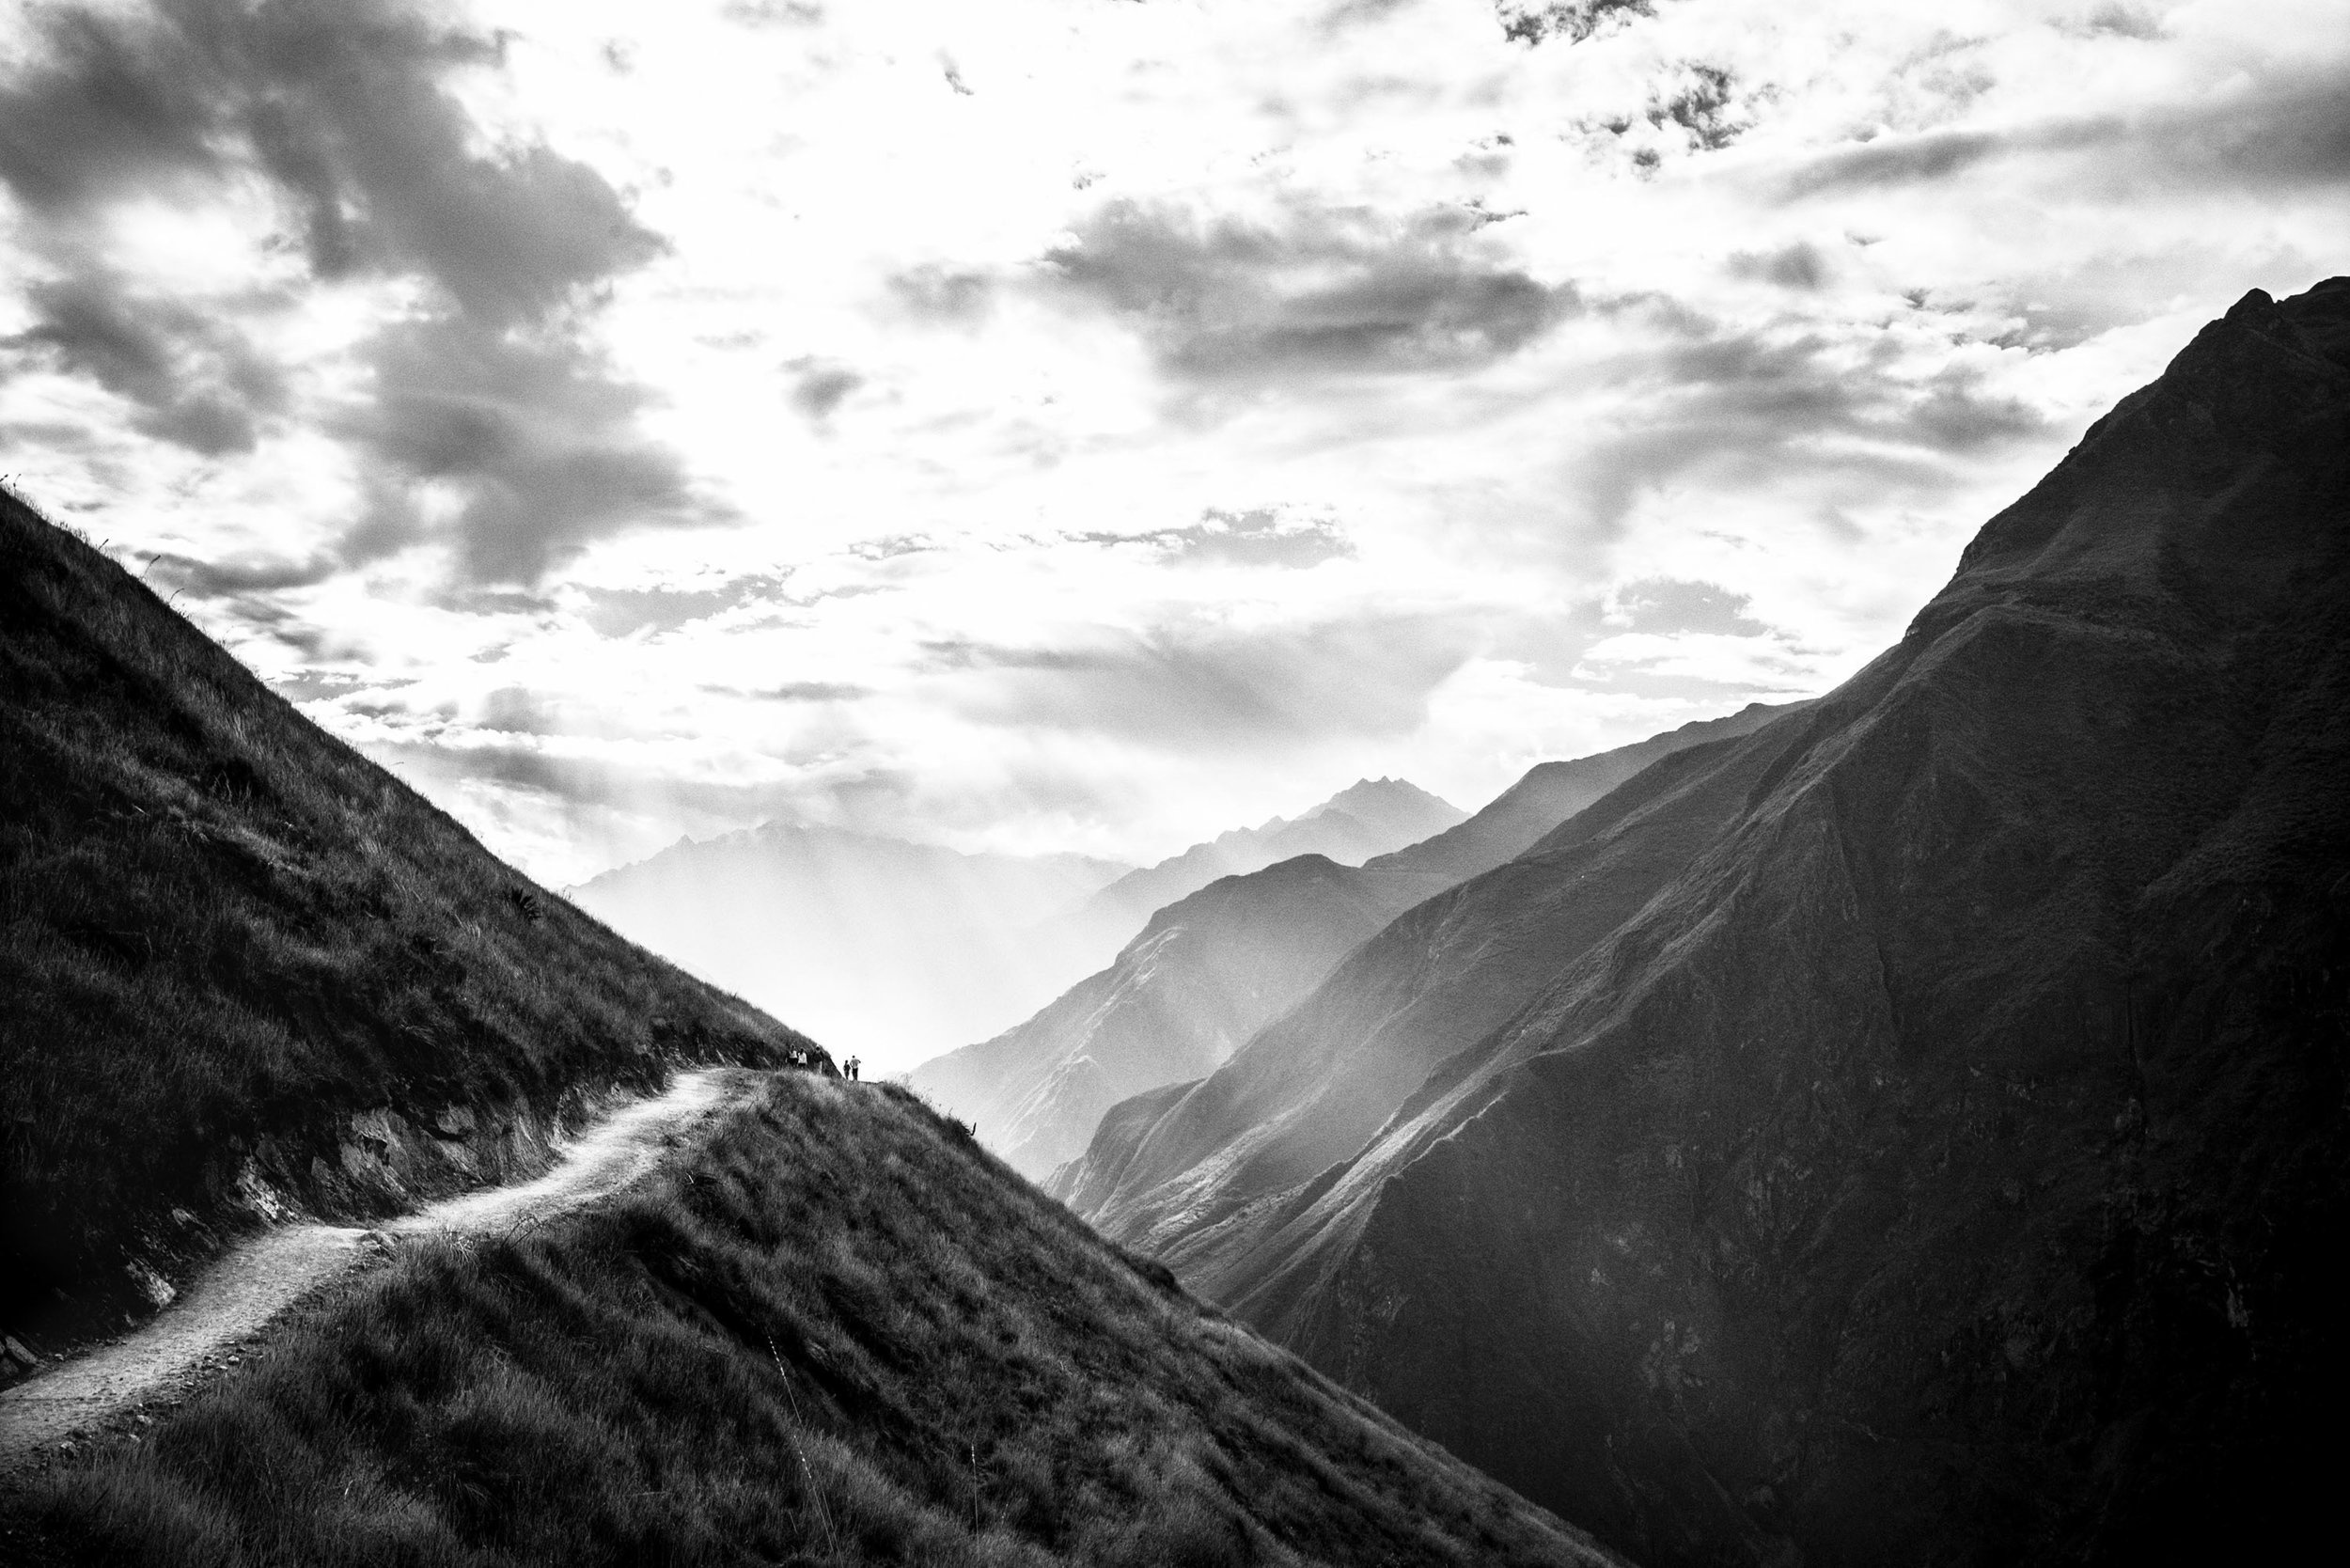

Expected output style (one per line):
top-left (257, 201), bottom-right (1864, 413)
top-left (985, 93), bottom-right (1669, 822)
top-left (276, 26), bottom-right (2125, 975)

top-left (845, 1056), bottom-right (860, 1081)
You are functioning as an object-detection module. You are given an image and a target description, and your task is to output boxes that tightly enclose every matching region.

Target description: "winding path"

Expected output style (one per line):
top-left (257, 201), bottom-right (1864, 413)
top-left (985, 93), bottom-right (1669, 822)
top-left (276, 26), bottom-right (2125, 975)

top-left (0, 1066), bottom-right (766, 1473)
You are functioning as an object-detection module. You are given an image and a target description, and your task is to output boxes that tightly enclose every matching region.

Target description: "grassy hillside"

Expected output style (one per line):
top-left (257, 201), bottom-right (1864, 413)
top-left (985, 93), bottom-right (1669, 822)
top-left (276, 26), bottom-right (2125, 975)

top-left (0, 489), bottom-right (818, 1343)
top-left (6, 1073), bottom-right (1615, 1568)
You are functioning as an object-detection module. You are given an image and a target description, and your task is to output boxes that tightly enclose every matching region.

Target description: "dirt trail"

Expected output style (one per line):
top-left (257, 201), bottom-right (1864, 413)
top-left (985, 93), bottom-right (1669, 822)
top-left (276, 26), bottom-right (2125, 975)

top-left (0, 1066), bottom-right (765, 1472)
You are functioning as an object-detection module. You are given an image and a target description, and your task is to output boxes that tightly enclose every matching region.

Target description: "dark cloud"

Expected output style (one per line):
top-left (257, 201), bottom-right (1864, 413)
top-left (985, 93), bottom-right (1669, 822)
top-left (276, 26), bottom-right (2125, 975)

top-left (341, 315), bottom-right (700, 584)
top-left (1042, 199), bottom-right (1574, 383)
top-left (1495, 1), bottom-right (1660, 46)
top-left (1646, 64), bottom-right (1746, 151)
top-left (786, 357), bottom-right (865, 420)
top-left (5, 273), bottom-right (290, 455)
top-left (144, 549), bottom-right (337, 597)
top-left (1568, 299), bottom-right (2050, 538)
top-left (0, 0), bottom-right (684, 586)
top-left (1071, 507), bottom-right (1354, 569)
top-left (1778, 72), bottom-right (2350, 199)
top-left (925, 615), bottom-right (1479, 751)
top-left (1610, 577), bottom-right (1768, 636)
top-left (1729, 242), bottom-right (1831, 290)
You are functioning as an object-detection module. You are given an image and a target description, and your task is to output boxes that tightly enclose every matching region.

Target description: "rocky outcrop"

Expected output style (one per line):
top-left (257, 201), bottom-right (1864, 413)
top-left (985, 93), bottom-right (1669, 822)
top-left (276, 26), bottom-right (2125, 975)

top-left (1088, 279), bottom-right (2350, 1565)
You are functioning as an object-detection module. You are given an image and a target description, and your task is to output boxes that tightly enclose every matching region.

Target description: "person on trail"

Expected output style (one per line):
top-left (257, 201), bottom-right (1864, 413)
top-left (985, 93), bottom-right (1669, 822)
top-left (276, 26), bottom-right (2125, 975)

top-left (846, 1056), bottom-right (860, 1081)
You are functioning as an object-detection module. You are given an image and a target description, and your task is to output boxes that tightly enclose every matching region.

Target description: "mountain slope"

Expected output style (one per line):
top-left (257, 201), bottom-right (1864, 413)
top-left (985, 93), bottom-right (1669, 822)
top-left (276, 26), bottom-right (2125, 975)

top-left (7, 1072), bottom-right (1622, 1568)
top-left (1070, 777), bottom-right (1465, 943)
top-left (569, 823), bottom-right (1129, 1068)
top-left (1097, 280), bottom-right (2350, 1566)
top-left (1369, 703), bottom-right (1801, 884)
top-left (914, 855), bottom-right (1455, 1181)
top-left (922, 712), bottom-right (1789, 1184)
top-left (0, 491), bottom-right (818, 1349)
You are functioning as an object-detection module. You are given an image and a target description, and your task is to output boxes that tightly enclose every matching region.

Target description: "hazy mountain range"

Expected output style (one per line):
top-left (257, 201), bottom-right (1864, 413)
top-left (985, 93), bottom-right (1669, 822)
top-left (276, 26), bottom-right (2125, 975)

top-left (569, 777), bottom-right (1465, 1068)
top-left (1053, 279), bottom-right (2350, 1566)
top-left (916, 707), bottom-right (1795, 1182)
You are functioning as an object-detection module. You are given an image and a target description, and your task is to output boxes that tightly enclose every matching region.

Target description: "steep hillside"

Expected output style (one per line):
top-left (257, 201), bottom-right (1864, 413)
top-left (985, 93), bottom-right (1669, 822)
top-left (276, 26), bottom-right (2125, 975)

top-left (1069, 777), bottom-right (1464, 947)
top-left (5, 1072), bottom-right (1620, 1568)
top-left (914, 855), bottom-right (1454, 1181)
top-left (1087, 279), bottom-right (2350, 1565)
top-left (932, 713), bottom-right (1789, 1187)
top-left (0, 491), bottom-right (819, 1350)
top-left (1368, 703), bottom-right (1801, 884)
top-left (569, 823), bottom-right (1129, 1069)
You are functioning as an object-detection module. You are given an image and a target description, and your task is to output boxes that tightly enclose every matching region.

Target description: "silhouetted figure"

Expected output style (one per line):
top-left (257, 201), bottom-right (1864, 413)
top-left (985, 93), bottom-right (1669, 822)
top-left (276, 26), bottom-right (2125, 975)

top-left (846, 1056), bottom-right (861, 1081)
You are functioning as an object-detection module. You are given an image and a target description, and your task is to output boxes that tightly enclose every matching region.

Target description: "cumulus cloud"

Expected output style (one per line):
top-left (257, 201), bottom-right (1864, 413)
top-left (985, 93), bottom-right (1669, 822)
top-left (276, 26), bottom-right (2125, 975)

top-left (1040, 198), bottom-right (1574, 383)
top-left (0, 0), bottom-right (682, 585)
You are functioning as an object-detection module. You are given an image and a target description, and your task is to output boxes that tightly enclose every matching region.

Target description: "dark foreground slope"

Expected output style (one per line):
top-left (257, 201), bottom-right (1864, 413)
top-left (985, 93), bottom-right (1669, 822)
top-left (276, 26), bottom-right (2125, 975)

top-left (5, 1072), bottom-right (1617, 1568)
top-left (0, 493), bottom-right (818, 1345)
top-left (1094, 280), bottom-right (2350, 1566)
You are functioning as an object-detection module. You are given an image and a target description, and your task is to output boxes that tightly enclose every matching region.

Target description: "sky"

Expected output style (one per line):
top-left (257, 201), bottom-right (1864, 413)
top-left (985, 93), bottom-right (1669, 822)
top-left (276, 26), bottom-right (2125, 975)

top-left (2, 0), bottom-right (2345, 886)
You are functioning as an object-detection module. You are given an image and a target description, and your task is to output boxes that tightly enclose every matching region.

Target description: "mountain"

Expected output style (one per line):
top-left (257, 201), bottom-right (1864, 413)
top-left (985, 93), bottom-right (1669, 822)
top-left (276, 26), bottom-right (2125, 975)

top-left (914, 855), bottom-right (1455, 1181)
top-left (568, 824), bottom-right (1130, 1068)
top-left (917, 708), bottom-right (1793, 1184)
top-left (1069, 776), bottom-right (1465, 944)
top-left (0, 489), bottom-right (818, 1346)
top-left (8, 1074), bottom-right (1622, 1568)
top-left (1367, 703), bottom-right (1801, 884)
top-left (1064, 279), bottom-right (2350, 1565)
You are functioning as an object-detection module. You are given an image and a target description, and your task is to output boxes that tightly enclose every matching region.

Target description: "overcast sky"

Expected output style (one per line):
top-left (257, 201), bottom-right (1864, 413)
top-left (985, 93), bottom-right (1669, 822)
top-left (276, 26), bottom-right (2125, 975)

top-left (3, 0), bottom-right (2344, 884)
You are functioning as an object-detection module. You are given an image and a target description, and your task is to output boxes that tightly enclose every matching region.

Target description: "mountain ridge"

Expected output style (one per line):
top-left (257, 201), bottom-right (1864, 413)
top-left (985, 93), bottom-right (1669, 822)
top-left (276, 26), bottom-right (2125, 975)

top-left (1066, 279), bottom-right (2350, 1565)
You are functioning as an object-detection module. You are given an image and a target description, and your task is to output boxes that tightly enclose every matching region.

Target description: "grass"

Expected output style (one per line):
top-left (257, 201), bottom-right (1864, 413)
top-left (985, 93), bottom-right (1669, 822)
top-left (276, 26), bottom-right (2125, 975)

top-left (0, 488), bottom-right (817, 1340)
top-left (8, 1074), bottom-right (1610, 1567)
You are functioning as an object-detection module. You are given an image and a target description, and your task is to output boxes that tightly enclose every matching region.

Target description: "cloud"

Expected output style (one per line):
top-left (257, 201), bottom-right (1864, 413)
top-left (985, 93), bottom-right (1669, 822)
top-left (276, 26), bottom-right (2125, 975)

top-left (927, 613), bottom-right (1480, 752)
top-left (786, 357), bottom-right (865, 420)
top-left (1040, 198), bottom-right (1575, 384)
top-left (4, 273), bottom-right (289, 455)
top-left (885, 264), bottom-right (993, 327)
top-left (1729, 242), bottom-right (1830, 290)
top-left (1606, 577), bottom-right (1768, 637)
top-left (1495, 2), bottom-right (1662, 47)
top-left (339, 314), bottom-right (701, 583)
top-left (144, 549), bottom-right (339, 597)
top-left (1566, 302), bottom-right (2049, 537)
top-left (1071, 507), bottom-right (1355, 569)
top-left (1646, 63), bottom-right (1746, 151)
top-left (575, 576), bottom-right (787, 638)
top-left (1778, 71), bottom-right (2350, 200)
top-left (0, 0), bottom-right (682, 584)
top-left (718, 682), bottom-right (870, 702)
top-left (719, 1), bottom-right (825, 27)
